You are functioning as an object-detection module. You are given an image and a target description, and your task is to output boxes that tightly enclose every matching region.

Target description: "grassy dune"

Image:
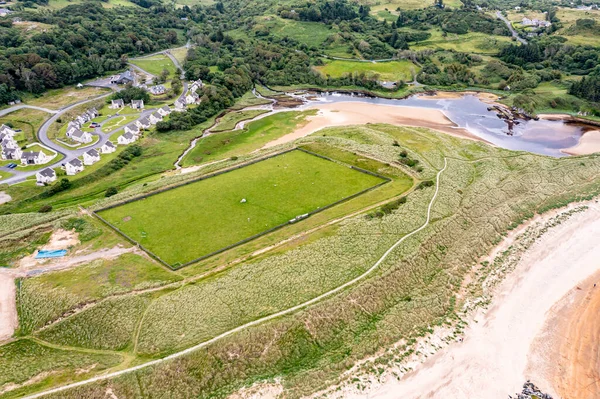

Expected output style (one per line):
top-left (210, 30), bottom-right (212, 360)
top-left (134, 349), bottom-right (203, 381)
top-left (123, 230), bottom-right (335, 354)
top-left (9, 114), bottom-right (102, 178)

top-left (5, 124), bottom-right (600, 399)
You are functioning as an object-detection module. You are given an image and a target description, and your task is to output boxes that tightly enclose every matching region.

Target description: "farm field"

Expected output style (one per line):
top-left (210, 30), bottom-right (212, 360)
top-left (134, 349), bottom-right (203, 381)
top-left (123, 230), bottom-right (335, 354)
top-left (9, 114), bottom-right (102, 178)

top-left (253, 16), bottom-right (336, 48)
top-left (129, 55), bottom-right (178, 78)
top-left (98, 150), bottom-right (386, 266)
top-left (410, 30), bottom-right (513, 54)
top-left (315, 59), bottom-right (418, 81)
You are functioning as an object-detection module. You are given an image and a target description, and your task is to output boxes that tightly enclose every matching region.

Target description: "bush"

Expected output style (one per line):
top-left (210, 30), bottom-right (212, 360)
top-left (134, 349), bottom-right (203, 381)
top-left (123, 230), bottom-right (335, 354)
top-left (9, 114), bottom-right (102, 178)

top-left (105, 187), bottom-right (118, 197)
top-left (417, 180), bottom-right (434, 189)
top-left (38, 205), bottom-right (52, 213)
top-left (43, 178), bottom-right (71, 198)
top-left (61, 218), bottom-right (102, 242)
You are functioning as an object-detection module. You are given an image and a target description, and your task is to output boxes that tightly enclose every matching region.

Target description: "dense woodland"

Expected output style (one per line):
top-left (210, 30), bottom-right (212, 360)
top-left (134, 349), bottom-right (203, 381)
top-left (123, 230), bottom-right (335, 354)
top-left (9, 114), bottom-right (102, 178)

top-left (0, 0), bottom-right (598, 122)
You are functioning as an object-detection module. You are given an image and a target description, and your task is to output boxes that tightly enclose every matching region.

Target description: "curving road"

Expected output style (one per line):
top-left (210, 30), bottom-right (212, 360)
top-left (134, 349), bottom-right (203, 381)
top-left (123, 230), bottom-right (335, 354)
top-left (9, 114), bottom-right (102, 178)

top-left (0, 105), bottom-right (57, 117)
top-left (496, 11), bottom-right (528, 45)
top-left (21, 159), bottom-right (448, 399)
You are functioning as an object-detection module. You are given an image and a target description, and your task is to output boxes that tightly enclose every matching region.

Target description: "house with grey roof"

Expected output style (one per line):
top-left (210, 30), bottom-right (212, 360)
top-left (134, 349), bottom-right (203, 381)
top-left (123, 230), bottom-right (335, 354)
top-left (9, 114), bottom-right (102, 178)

top-left (110, 70), bottom-right (134, 85)
top-left (118, 132), bottom-right (136, 145)
top-left (158, 105), bottom-right (171, 117)
top-left (131, 99), bottom-right (144, 110)
top-left (101, 141), bottom-right (116, 154)
top-left (149, 85), bottom-right (166, 95)
top-left (1, 147), bottom-right (21, 161)
top-left (66, 158), bottom-right (84, 175)
top-left (36, 168), bottom-right (57, 185)
top-left (83, 149), bottom-right (100, 165)
top-left (110, 99), bottom-right (125, 109)
top-left (68, 128), bottom-right (93, 144)
top-left (149, 112), bottom-right (163, 124)
top-left (21, 151), bottom-right (48, 165)
top-left (135, 117), bottom-right (151, 129)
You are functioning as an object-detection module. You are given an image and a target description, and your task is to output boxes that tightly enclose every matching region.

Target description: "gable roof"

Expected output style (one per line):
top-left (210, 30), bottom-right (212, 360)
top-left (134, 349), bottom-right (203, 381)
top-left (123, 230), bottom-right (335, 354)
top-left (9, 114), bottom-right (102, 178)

top-left (138, 117), bottom-right (150, 125)
top-left (68, 158), bottom-right (83, 167)
top-left (38, 168), bottom-right (56, 178)
top-left (160, 105), bottom-right (170, 112)
top-left (85, 149), bottom-right (99, 157)
top-left (21, 151), bottom-right (40, 160)
top-left (122, 132), bottom-right (134, 140)
top-left (131, 99), bottom-right (144, 105)
top-left (71, 129), bottom-right (88, 138)
top-left (151, 112), bottom-right (162, 119)
top-left (112, 99), bottom-right (124, 105)
top-left (103, 141), bottom-right (115, 148)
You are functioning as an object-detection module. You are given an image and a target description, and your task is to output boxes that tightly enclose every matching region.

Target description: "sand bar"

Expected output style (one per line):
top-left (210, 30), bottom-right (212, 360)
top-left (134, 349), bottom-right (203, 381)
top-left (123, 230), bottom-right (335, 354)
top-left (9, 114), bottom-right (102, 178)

top-left (263, 102), bottom-right (482, 149)
top-left (562, 130), bottom-right (600, 156)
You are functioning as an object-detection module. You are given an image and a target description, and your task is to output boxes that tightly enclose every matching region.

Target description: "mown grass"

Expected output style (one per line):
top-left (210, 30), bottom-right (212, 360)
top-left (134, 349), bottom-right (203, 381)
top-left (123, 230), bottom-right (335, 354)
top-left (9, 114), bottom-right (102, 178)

top-left (130, 55), bottom-right (178, 78)
top-left (212, 109), bottom-right (270, 132)
top-left (315, 59), bottom-right (418, 81)
top-left (25, 123), bottom-right (600, 399)
top-left (101, 115), bottom-right (139, 133)
top-left (182, 110), bottom-right (316, 166)
top-left (99, 150), bottom-right (385, 266)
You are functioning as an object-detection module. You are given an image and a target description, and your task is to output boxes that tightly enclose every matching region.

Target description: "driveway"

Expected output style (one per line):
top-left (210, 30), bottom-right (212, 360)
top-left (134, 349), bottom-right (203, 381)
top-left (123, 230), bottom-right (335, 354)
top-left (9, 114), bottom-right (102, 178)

top-left (496, 11), bottom-right (528, 45)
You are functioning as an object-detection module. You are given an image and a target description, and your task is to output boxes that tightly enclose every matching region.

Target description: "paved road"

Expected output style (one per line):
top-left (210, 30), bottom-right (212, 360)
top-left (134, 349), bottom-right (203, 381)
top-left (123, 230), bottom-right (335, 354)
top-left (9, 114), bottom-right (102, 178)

top-left (0, 105), bottom-right (57, 117)
top-left (20, 159), bottom-right (448, 399)
top-left (0, 92), bottom-right (160, 185)
top-left (496, 11), bottom-right (528, 45)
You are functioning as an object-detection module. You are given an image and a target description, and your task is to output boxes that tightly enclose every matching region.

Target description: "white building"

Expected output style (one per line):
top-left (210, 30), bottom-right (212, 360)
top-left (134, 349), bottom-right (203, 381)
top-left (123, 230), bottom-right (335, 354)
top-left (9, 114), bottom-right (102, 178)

top-left (174, 99), bottom-right (186, 111)
top-left (190, 80), bottom-right (203, 93)
top-left (83, 149), bottom-right (101, 165)
top-left (135, 117), bottom-right (151, 129)
top-left (69, 129), bottom-right (93, 144)
top-left (149, 112), bottom-right (163, 124)
top-left (1, 147), bottom-right (22, 160)
top-left (110, 99), bottom-right (125, 109)
top-left (36, 168), bottom-right (57, 185)
top-left (118, 132), bottom-right (136, 145)
top-left (65, 158), bottom-right (84, 175)
top-left (124, 123), bottom-right (140, 135)
top-left (21, 151), bottom-right (48, 165)
top-left (185, 91), bottom-right (200, 105)
top-left (131, 99), bottom-right (145, 110)
top-left (149, 85), bottom-right (166, 95)
top-left (101, 141), bottom-right (116, 154)
top-left (157, 105), bottom-right (171, 117)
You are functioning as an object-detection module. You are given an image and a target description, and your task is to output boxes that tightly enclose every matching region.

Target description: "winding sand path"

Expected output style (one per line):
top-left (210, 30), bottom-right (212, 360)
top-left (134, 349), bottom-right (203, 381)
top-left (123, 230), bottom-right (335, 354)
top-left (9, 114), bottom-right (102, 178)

top-left (336, 203), bottom-right (600, 399)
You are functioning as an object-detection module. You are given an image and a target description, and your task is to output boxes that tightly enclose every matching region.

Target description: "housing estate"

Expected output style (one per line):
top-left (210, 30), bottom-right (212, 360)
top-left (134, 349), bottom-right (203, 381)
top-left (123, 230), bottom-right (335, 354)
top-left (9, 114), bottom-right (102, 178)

top-left (65, 158), bottom-right (84, 175)
top-left (36, 168), bottom-right (57, 185)
top-left (21, 151), bottom-right (48, 165)
top-left (101, 141), bottom-right (116, 154)
top-left (83, 149), bottom-right (101, 165)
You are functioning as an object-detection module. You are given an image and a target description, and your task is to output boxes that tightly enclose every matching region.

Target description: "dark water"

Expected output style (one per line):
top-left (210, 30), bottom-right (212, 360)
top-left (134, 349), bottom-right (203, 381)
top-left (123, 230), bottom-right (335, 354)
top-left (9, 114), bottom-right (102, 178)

top-left (309, 93), bottom-right (588, 157)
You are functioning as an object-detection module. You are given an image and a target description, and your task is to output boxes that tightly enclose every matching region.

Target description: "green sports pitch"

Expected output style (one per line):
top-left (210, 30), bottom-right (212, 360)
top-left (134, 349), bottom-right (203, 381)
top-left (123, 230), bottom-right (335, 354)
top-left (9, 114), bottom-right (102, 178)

top-left (97, 150), bottom-right (387, 267)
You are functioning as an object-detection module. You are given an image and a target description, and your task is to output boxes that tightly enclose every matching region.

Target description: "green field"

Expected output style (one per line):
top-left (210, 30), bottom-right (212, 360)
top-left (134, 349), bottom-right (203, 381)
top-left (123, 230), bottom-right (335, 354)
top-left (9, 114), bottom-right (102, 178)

top-left (130, 55), bottom-right (178, 78)
top-left (410, 30), bottom-right (513, 54)
top-left (315, 59), bottom-right (418, 81)
top-left (98, 150), bottom-right (386, 266)
top-left (212, 109), bottom-right (269, 132)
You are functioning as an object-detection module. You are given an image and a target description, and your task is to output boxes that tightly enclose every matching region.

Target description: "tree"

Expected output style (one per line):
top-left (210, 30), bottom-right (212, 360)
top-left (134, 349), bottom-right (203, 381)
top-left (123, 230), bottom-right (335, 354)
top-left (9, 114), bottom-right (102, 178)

top-left (105, 187), bottom-right (118, 197)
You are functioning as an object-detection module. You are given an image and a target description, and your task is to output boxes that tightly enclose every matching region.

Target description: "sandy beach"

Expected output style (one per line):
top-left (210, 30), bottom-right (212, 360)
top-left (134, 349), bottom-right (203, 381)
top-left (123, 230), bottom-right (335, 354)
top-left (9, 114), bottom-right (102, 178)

top-left (311, 202), bottom-right (600, 399)
top-left (562, 130), bottom-right (600, 156)
top-left (263, 102), bottom-right (483, 149)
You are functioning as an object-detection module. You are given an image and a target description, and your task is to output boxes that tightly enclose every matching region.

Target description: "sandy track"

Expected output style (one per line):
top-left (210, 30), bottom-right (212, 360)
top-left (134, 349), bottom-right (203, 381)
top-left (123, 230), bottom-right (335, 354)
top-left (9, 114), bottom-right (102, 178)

top-left (262, 102), bottom-right (482, 149)
top-left (0, 274), bottom-right (17, 342)
top-left (334, 204), bottom-right (600, 399)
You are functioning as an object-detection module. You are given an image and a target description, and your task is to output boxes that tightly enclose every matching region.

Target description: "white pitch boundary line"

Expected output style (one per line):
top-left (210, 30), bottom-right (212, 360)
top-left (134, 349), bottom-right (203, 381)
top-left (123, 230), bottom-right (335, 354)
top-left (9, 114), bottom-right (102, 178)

top-left (23, 158), bottom-right (449, 399)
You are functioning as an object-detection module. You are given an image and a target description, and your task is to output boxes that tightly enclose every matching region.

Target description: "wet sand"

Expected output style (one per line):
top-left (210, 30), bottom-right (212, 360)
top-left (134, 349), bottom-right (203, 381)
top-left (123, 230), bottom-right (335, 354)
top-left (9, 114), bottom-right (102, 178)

top-left (263, 102), bottom-right (483, 149)
top-left (316, 203), bottom-right (600, 399)
top-left (528, 268), bottom-right (600, 399)
top-left (562, 130), bottom-right (600, 156)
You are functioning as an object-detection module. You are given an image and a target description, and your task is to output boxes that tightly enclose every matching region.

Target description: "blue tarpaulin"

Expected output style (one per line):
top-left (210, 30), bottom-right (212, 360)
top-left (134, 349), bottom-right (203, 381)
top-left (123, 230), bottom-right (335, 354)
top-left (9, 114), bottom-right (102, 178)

top-left (35, 250), bottom-right (68, 259)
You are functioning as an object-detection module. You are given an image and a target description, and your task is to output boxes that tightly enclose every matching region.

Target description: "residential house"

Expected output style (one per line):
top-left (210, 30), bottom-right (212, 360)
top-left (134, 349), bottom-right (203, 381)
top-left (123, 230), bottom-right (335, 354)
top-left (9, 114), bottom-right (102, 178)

top-left (174, 98), bottom-right (186, 111)
top-left (21, 151), bottom-right (48, 165)
top-left (66, 158), bottom-right (84, 175)
top-left (83, 149), bottom-right (101, 165)
top-left (117, 132), bottom-right (136, 145)
top-left (36, 168), bottom-right (57, 185)
top-left (185, 91), bottom-right (200, 105)
top-left (131, 99), bottom-right (145, 110)
top-left (189, 80), bottom-right (203, 93)
top-left (157, 105), bottom-right (171, 117)
top-left (135, 117), bottom-right (151, 129)
top-left (101, 141), bottom-right (116, 154)
top-left (522, 17), bottom-right (551, 27)
top-left (149, 112), bottom-right (163, 124)
top-left (0, 136), bottom-right (17, 150)
top-left (1, 147), bottom-right (22, 161)
top-left (124, 123), bottom-right (140, 135)
top-left (110, 70), bottom-right (134, 85)
top-left (66, 121), bottom-right (80, 136)
top-left (68, 129), bottom-right (93, 144)
top-left (110, 99), bottom-right (125, 109)
top-left (0, 124), bottom-right (16, 137)
top-left (149, 85), bottom-right (166, 95)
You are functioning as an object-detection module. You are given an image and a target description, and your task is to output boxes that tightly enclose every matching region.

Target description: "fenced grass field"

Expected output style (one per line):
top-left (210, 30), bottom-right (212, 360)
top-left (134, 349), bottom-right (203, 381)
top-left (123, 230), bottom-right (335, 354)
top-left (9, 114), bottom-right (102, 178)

top-left (97, 149), bottom-right (387, 267)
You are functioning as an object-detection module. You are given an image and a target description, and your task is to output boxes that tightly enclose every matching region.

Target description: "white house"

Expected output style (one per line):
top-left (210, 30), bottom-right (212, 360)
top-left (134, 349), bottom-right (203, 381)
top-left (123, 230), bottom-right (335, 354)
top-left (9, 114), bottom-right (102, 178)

top-left (69, 129), bottom-right (93, 144)
top-left (110, 99), bottom-right (125, 109)
top-left (131, 99), bottom-right (144, 110)
top-left (0, 136), bottom-right (18, 150)
top-left (86, 108), bottom-right (99, 119)
top-left (36, 168), bottom-right (57, 185)
top-left (1, 147), bottom-right (22, 160)
top-left (101, 141), bottom-right (116, 154)
top-left (135, 117), bottom-right (151, 129)
top-left (149, 85), bottom-right (166, 95)
top-left (190, 80), bottom-right (203, 93)
top-left (110, 70), bottom-right (134, 85)
top-left (174, 98), bottom-right (186, 111)
top-left (65, 158), bottom-right (84, 175)
top-left (21, 151), bottom-right (48, 165)
top-left (66, 121), bottom-right (80, 136)
top-left (124, 123), bottom-right (140, 135)
top-left (185, 91), bottom-right (200, 105)
top-left (149, 112), bottom-right (163, 124)
top-left (157, 105), bottom-right (171, 117)
top-left (118, 132), bottom-right (136, 145)
top-left (83, 149), bottom-right (101, 165)
top-left (0, 124), bottom-right (16, 137)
